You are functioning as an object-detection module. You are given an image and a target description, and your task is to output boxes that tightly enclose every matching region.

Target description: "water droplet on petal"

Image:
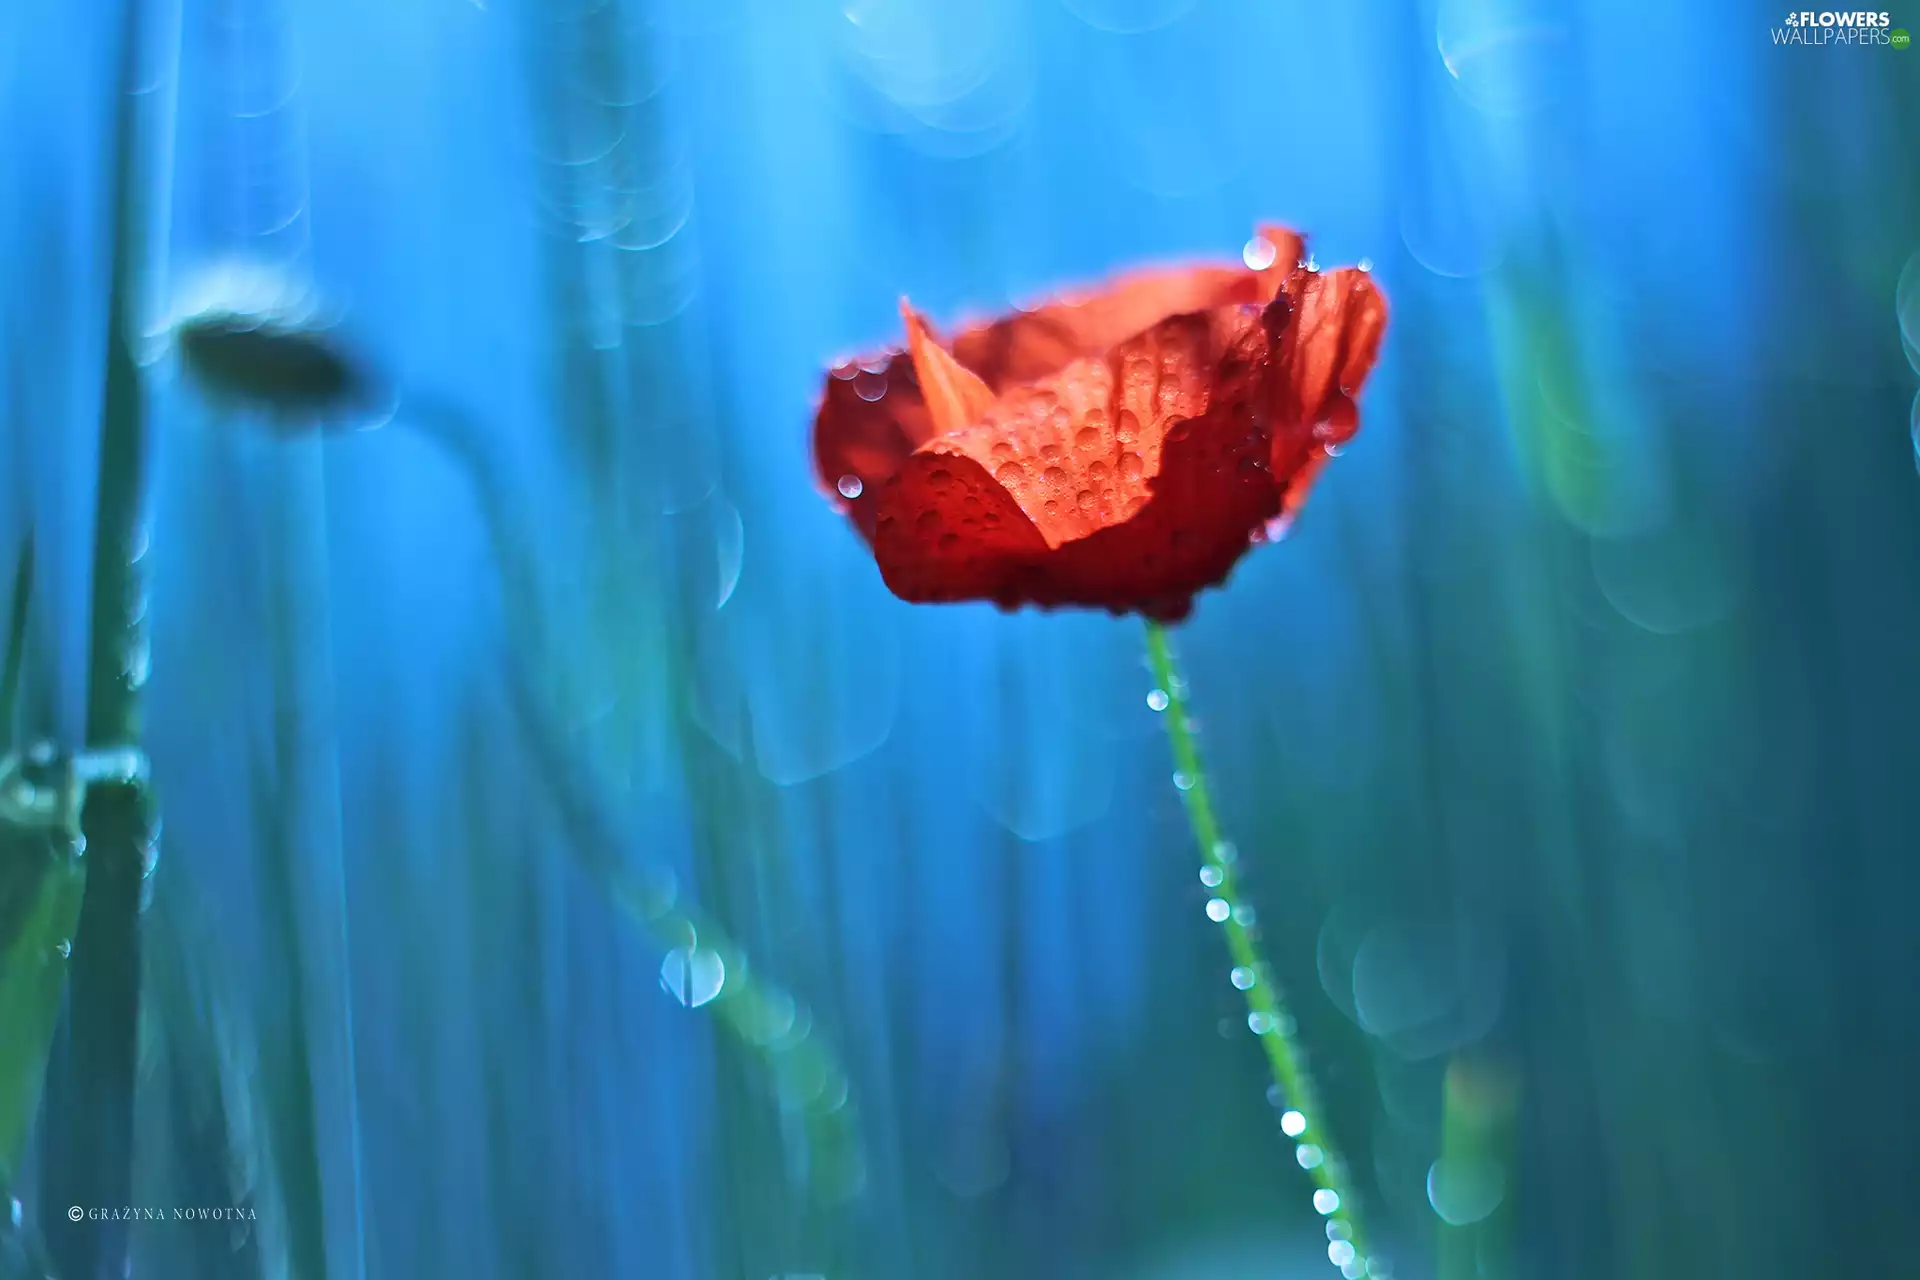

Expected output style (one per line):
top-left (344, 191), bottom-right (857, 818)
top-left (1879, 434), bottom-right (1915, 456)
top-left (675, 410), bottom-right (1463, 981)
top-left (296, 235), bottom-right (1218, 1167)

top-left (1243, 235), bottom-right (1278, 270)
top-left (995, 461), bottom-right (1025, 486)
top-left (837, 474), bottom-right (864, 499)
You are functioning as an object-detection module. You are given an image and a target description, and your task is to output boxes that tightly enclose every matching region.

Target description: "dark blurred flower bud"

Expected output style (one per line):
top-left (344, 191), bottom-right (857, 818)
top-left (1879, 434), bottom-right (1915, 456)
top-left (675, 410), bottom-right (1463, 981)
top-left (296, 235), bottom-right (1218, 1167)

top-left (163, 267), bottom-right (390, 432)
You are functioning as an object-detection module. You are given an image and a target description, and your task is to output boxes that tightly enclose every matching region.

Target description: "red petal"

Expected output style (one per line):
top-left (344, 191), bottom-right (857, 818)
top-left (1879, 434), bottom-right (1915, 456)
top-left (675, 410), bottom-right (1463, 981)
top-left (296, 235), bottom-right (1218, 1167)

top-left (901, 300), bottom-right (996, 438)
top-left (866, 450), bottom-right (1050, 605)
top-left (867, 306), bottom-right (1276, 617)
top-left (1266, 265), bottom-right (1389, 516)
top-left (810, 225), bottom-right (1389, 619)
top-left (950, 265), bottom-right (1261, 391)
top-left (1278, 265), bottom-right (1388, 430)
top-left (812, 348), bottom-right (934, 537)
top-left (1252, 225), bottom-right (1306, 300)
top-left (1037, 307), bottom-right (1278, 616)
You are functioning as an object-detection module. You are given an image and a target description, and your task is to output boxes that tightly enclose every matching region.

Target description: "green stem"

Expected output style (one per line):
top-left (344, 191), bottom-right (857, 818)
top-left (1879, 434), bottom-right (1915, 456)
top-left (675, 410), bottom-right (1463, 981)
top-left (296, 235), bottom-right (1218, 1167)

top-left (1144, 620), bottom-right (1373, 1275)
top-left (0, 534), bottom-right (32, 746)
top-left (44, 1), bottom-right (178, 1273)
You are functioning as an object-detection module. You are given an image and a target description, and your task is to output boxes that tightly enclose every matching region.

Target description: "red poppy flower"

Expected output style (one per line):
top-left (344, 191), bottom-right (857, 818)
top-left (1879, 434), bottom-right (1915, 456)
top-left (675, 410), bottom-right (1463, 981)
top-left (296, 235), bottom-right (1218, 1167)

top-left (811, 226), bottom-right (1388, 622)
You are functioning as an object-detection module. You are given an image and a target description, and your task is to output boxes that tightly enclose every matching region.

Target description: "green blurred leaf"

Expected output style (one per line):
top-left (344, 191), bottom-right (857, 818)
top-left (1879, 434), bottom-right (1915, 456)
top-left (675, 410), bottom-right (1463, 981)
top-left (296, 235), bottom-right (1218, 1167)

top-left (0, 802), bottom-right (85, 1195)
top-left (0, 534), bottom-right (31, 749)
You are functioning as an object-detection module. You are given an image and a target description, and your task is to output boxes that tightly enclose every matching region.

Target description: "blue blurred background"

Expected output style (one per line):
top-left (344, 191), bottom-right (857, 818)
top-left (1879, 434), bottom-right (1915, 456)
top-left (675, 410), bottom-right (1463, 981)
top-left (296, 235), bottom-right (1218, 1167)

top-left (5, 0), bottom-right (1920, 1277)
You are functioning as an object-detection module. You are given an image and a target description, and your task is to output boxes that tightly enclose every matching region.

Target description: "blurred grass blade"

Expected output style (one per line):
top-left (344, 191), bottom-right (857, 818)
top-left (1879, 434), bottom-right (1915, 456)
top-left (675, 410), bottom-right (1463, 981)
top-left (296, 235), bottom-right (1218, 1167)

top-left (0, 761), bottom-right (87, 1198)
top-left (0, 534), bottom-right (30, 746)
top-left (246, 739), bottom-right (329, 1280)
top-left (41, 0), bottom-right (181, 1273)
top-left (138, 878), bottom-right (291, 1280)
top-left (501, 667), bottom-right (866, 1204)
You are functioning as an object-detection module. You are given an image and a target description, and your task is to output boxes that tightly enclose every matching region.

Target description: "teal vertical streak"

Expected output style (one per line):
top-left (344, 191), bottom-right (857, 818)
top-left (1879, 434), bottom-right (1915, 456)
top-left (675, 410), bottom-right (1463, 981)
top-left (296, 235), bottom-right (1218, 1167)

top-left (259, 442), bottom-right (368, 1280)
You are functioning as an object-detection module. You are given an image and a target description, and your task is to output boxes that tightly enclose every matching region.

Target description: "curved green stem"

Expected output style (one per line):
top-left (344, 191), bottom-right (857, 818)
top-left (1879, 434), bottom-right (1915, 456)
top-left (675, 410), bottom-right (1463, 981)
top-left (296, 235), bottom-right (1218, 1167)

top-left (1144, 621), bottom-right (1374, 1275)
top-left (400, 401), bottom-right (866, 1202)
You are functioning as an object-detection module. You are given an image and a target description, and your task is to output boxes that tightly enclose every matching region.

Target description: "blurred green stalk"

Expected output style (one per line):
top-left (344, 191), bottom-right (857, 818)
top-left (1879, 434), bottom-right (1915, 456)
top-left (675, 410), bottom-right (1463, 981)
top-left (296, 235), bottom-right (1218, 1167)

top-left (39, 0), bottom-right (177, 1274)
top-left (0, 758), bottom-right (86, 1202)
top-left (1144, 621), bottom-right (1371, 1274)
top-left (1435, 1056), bottom-right (1519, 1280)
top-left (398, 402), bottom-right (865, 1205)
top-left (1, 531), bottom-right (62, 1276)
top-left (0, 537), bottom-right (30, 740)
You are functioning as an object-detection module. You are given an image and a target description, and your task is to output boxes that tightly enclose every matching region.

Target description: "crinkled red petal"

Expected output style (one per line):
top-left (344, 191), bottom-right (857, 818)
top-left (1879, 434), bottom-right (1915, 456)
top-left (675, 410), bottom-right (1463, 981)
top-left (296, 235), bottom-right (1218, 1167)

top-left (1267, 265), bottom-right (1388, 517)
top-left (810, 228), bottom-right (1388, 619)
top-left (813, 349), bottom-right (935, 539)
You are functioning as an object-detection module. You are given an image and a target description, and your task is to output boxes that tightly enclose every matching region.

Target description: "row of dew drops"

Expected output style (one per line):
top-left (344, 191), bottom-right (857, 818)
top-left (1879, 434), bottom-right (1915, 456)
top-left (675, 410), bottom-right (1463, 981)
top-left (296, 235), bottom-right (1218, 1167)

top-left (1147, 673), bottom-right (1390, 1280)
